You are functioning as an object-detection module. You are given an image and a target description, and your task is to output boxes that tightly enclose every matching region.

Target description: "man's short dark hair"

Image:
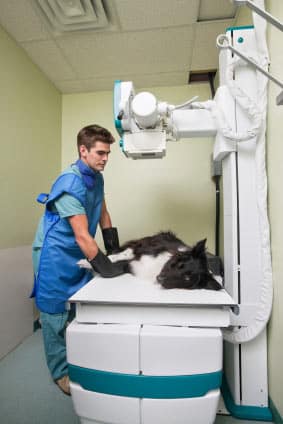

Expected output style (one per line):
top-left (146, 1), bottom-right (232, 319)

top-left (77, 124), bottom-right (115, 156)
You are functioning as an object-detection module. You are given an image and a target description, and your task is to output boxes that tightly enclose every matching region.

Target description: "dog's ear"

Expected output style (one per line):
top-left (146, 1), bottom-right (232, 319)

top-left (191, 239), bottom-right (207, 258)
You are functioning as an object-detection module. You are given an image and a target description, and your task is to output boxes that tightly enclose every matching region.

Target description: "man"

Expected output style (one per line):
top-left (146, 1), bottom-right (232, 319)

top-left (31, 124), bottom-right (127, 395)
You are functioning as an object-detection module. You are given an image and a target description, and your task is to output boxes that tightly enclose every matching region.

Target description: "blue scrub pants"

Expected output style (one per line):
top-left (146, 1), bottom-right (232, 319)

top-left (40, 308), bottom-right (75, 381)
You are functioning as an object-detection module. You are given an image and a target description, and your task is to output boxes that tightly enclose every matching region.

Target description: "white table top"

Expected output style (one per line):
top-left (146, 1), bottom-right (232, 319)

top-left (69, 273), bottom-right (236, 307)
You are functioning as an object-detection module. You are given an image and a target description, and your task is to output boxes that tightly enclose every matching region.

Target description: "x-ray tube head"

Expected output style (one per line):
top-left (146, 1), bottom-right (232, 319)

top-left (132, 92), bottom-right (158, 129)
top-left (113, 80), bottom-right (217, 159)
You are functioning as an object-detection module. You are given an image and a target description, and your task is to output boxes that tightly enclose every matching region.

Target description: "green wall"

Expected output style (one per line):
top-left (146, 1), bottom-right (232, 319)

top-left (0, 25), bottom-right (61, 248)
top-left (0, 23), bottom-right (61, 358)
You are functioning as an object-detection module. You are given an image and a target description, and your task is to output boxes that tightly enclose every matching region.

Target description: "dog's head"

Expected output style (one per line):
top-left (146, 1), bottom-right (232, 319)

top-left (156, 239), bottom-right (222, 290)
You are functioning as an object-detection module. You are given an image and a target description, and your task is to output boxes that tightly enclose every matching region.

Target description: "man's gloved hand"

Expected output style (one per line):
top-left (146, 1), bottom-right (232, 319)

top-left (89, 249), bottom-right (129, 278)
top-left (102, 227), bottom-right (120, 255)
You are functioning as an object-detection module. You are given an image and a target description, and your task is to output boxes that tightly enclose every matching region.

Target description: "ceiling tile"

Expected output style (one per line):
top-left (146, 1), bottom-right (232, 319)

top-left (56, 26), bottom-right (194, 79)
top-left (115, 0), bottom-right (199, 31)
top-left (0, 1), bottom-right (238, 93)
top-left (0, 0), bottom-right (50, 42)
top-left (198, 0), bottom-right (237, 21)
top-left (21, 40), bottom-right (77, 81)
top-left (191, 20), bottom-right (235, 70)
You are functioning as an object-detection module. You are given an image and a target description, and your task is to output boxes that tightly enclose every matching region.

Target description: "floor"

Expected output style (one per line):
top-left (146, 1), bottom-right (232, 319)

top-left (0, 330), bottom-right (274, 424)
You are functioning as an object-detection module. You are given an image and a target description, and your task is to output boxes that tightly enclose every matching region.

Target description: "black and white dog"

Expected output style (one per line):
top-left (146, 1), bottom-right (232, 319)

top-left (79, 231), bottom-right (222, 291)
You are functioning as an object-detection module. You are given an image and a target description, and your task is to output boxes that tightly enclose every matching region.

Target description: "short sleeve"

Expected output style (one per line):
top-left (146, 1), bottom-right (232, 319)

top-left (54, 193), bottom-right (86, 218)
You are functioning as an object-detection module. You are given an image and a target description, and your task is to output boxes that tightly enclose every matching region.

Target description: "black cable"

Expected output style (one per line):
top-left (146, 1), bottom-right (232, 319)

top-left (215, 176), bottom-right (220, 257)
top-left (208, 72), bottom-right (221, 256)
top-left (208, 72), bottom-right (216, 98)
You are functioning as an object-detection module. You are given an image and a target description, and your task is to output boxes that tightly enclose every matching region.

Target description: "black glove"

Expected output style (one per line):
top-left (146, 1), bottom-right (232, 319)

top-left (102, 227), bottom-right (120, 255)
top-left (89, 249), bottom-right (129, 278)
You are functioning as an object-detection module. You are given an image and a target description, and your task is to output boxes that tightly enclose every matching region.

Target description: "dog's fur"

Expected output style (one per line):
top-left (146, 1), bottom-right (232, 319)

top-left (112, 231), bottom-right (222, 291)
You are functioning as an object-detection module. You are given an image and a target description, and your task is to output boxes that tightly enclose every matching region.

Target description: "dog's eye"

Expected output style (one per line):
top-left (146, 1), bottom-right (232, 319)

top-left (177, 263), bottom-right (185, 269)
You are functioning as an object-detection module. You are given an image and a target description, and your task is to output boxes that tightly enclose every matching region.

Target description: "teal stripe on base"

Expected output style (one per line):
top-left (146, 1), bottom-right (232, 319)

top-left (69, 364), bottom-right (222, 399)
top-left (221, 376), bottom-right (273, 421)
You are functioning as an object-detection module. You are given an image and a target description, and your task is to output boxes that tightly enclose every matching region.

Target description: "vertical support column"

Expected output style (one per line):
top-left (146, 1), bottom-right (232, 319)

top-left (215, 27), bottom-right (269, 412)
top-left (234, 27), bottom-right (269, 408)
top-left (214, 28), bottom-right (241, 406)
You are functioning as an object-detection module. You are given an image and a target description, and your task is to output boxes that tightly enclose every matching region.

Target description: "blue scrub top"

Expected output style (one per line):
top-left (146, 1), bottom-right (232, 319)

top-left (32, 163), bottom-right (104, 313)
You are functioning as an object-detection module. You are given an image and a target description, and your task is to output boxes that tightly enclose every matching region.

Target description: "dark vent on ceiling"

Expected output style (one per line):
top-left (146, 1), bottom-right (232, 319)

top-left (197, 3), bottom-right (237, 22)
top-left (188, 71), bottom-right (217, 84)
top-left (32, 0), bottom-right (112, 34)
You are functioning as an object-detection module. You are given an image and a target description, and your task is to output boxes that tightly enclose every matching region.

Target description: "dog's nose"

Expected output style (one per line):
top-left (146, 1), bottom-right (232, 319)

top-left (156, 275), bottom-right (164, 283)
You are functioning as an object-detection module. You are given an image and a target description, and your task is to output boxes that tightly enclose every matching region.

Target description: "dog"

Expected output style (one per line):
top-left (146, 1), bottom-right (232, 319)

top-left (79, 231), bottom-right (222, 291)
top-left (117, 231), bottom-right (222, 290)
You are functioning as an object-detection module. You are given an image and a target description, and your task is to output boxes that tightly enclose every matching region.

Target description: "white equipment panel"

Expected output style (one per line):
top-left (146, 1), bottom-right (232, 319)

top-left (67, 275), bottom-right (236, 424)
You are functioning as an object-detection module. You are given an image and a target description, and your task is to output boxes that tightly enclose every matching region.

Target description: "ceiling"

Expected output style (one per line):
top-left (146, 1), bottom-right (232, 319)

top-left (0, 0), bottom-right (238, 93)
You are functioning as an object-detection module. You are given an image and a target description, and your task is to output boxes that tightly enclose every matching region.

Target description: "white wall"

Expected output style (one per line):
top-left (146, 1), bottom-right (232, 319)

top-left (0, 247), bottom-right (33, 359)
top-left (62, 84), bottom-right (217, 253)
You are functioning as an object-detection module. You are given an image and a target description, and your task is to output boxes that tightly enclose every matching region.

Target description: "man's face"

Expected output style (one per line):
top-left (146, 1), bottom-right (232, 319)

top-left (80, 141), bottom-right (111, 172)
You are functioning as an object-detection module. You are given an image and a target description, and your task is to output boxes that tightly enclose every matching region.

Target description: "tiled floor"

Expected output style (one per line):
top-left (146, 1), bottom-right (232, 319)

top-left (0, 330), bottom-right (274, 424)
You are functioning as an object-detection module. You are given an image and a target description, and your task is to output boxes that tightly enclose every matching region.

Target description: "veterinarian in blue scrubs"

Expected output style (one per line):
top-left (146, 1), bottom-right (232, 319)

top-left (31, 124), bottom-right (128, 395)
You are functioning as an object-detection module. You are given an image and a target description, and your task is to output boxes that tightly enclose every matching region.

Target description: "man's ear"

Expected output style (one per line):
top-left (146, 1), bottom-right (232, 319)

top-left (191, 239), bottom-right (207, 257)
top-left (79, 144), bottom-right (87, 158)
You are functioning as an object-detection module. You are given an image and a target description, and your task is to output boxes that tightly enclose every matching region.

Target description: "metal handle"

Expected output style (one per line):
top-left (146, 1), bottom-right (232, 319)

top-left (233, 0), bottom-right (283, 32)
top-left (216, 34), bottom-right (283, 90)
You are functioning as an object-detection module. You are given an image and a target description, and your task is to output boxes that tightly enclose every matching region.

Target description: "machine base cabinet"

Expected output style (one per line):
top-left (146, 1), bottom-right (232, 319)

top-left (70, 382), bottom-right (220, 424)
top-left (67, 321), bottom-right (223, 424)
top-left (70, 383), bottom-right (140, 424)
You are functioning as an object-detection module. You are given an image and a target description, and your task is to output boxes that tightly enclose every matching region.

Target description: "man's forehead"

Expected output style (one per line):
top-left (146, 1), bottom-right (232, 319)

top-left (93, 141), bottom-right (111, 152)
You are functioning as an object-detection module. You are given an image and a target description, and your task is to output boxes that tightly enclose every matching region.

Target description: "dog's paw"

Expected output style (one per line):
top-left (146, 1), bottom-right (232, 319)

top-left (108, 248), bottom-right (134, 262)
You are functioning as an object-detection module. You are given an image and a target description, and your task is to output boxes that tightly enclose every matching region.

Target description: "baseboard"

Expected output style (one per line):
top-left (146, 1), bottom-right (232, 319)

top-left (221, 376), bottom-right (273, 421)
top-left (269, 398), bottom-right (283, 424)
